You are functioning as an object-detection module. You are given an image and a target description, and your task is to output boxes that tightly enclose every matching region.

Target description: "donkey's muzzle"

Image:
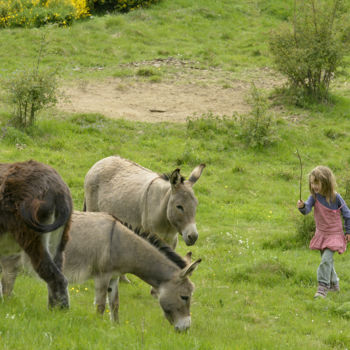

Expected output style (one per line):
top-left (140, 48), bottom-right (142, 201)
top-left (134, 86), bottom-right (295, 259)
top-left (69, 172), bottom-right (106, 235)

top-left (175, 316), bottom-right (191, 332)
top-left (182, 223), bottom-right (198, 246)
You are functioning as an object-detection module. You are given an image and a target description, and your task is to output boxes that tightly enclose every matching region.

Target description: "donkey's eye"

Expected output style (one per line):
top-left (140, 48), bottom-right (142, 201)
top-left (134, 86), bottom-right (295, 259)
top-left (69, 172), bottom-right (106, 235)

top-left (180, 295), bottom-right (189, 301)
top-left (176, 205), bottom-right (184, 212)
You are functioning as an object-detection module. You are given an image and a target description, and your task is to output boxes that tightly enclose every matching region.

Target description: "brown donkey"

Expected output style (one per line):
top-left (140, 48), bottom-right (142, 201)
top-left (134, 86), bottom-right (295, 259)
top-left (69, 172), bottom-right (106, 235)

top-left (0, 160), bottom-right (73, 308)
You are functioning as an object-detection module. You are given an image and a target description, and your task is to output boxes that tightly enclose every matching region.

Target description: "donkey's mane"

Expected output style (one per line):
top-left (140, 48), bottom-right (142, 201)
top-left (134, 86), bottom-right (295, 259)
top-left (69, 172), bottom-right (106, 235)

top-left (159, 173), bottom-right (185, 183)
top-left (115, 218), bottom-right (187, 269)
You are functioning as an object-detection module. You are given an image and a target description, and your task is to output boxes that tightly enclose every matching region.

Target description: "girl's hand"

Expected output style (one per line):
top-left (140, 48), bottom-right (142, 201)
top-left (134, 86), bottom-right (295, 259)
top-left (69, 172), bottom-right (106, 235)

top-left (346, 235), bottom-right (350, 243)
top-left (297, 200), bottom-right (305, 209)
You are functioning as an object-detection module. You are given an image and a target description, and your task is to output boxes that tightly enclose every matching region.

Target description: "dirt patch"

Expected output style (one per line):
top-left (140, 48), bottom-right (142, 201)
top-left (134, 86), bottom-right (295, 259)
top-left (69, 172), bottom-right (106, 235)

top-left (58, 64), bottom-right (284, 123)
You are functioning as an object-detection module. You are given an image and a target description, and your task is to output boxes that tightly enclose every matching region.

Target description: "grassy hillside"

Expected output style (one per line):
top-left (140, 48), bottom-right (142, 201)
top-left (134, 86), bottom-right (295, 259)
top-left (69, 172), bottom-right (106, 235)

top-left (0, 0), bottom-right (296, 79)
top-left (1, 0), bottom-right (350, 349)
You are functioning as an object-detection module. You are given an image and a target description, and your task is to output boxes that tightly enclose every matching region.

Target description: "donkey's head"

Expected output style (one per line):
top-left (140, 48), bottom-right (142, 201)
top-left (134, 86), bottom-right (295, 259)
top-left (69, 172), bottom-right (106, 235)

top-left (167, 164), bottom-right (205, 246)
top-left (158, 258), bottom-right (201, 332)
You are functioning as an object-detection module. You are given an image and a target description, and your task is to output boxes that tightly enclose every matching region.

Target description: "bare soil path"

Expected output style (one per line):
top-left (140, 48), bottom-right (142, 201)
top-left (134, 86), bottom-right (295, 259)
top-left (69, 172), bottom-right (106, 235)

top-left (58, 63), bottom-right (284, 123)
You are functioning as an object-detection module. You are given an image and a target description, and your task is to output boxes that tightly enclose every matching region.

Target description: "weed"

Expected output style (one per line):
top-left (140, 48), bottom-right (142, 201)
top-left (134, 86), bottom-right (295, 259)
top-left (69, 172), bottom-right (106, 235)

top-left (228, 259), bottom-right (295, 287)
top-left (2, 33), bottom-right (60, 129)
top-left (323, 128), bottom-right (345, 140)
top-left (136, 67), bottom-right (159, 77)
top-left (237, 83), bottom-right (279, 149)
top-left (176, 144), bottom-right (202, 167)
top-left (0, 126), bottom-right (32, 145)
top-left (232, 165), bottom-right (245, 173)
top-left (186, 113), bottom-right (237, 139)
top-left (295, 213), bottom-right (316, 247)
top-left (273, 168), bottom-right (295, 182)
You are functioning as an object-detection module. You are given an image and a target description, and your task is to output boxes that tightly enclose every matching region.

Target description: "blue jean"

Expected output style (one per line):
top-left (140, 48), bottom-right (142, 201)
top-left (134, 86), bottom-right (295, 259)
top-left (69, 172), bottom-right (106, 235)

top-left (317, 249), bottom-right (339, 286)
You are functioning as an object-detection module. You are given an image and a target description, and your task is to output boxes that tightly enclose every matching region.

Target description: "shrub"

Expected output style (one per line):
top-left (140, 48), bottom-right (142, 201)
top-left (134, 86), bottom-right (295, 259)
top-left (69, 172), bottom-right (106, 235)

top-left (237, 84), bottom-right (279, 149)
top-left (295, 214), bottom-right (316, 247)
top-left (5, 69), bottom-right (60, 128)
top-left (269, 0), bottom-right (350, 103)
top-left (0, 0), bottom-right (90, 28)
top-left (186, 88), bottom-right (279, 150)
top-left (2, 34), bottom-right (60, 128)
top-left (87, 0), bottom-right (160, 14)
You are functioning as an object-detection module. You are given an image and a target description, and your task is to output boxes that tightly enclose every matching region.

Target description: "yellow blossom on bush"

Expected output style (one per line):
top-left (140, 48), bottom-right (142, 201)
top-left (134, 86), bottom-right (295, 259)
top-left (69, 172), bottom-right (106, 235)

top-left (71, 0), bottom-right (90, 19)
top-left (0, 0), bottom-right (90, 28)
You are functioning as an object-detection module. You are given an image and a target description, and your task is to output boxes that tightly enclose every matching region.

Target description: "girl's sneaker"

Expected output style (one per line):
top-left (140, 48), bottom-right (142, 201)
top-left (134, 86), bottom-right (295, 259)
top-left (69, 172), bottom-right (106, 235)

top-left (328, 283), bottom-right (340, 292)
top-left (314, 284), bottom-right (328, 298)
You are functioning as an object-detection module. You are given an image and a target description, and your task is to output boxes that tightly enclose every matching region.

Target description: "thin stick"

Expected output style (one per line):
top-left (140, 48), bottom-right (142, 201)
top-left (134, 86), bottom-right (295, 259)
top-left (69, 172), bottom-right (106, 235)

top-left (296, 148), bottom-right (303, 200)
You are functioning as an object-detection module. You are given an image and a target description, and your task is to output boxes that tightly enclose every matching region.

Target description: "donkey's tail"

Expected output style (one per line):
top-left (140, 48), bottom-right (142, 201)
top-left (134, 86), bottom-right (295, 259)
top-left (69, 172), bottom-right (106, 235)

top-left (19, 191), bottom-right (73, 233)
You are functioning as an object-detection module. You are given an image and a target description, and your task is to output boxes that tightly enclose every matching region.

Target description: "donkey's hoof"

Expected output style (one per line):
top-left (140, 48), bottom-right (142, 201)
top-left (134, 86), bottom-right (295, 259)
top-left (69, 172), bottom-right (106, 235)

top-left (48, 295), bottom-right (70, 309)
top-left (120, 275), bottom-right (131, 284)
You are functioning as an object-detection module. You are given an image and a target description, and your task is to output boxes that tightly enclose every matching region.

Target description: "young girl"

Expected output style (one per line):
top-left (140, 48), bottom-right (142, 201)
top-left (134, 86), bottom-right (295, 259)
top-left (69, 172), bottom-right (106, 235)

top-left (297, 165), bottom-right (350, 298)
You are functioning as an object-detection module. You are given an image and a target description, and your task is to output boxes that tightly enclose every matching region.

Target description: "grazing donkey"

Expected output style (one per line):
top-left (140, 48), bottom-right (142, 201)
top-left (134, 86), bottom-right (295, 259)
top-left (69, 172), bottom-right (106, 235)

top-left (1, 211), bottom-right (201, 332)
top-left (84, 155), bottom-right (205, 249)
top-left (0, 160), bottom-right (72, 308)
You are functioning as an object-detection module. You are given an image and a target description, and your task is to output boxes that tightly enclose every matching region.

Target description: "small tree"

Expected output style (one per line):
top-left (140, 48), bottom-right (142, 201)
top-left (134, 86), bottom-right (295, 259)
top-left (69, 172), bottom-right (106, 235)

top-left (269, 0), bottom-right (350, 103)
top-left (3, 33), bottom-right (60, 129)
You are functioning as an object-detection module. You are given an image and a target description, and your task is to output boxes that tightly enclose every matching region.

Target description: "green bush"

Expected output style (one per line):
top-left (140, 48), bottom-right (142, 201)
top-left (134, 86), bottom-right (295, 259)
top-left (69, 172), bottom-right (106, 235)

top-left (4, 68), bottom-right (59, 128)
top-left (87, 0), bottom-right (160, 14)
top-left (186, 87), bottom-right (279, 150)
top-left (269, 0), bottom-right (350, 103)
top-left (237, 84), bottom-right (279, 149)
top-left (295, 214), bottom-right (316, 248)
top-left (186, 113), bottom-right (237, 140)
top-left (2, 34), bottom-right (60, 128)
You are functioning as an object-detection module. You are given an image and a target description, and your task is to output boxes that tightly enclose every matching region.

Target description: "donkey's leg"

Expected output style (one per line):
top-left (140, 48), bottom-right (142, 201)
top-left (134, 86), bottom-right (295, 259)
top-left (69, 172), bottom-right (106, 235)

top-left (107, 277), bottom-right (120, 323)
top-left (37, 252), bottom-right (69, 309)
top-left (94, 275), bottom-right (111, 316)
top-left (0, 255), bottom-right (21, 297)
top-left (23, 237), bottom-right (69, 309)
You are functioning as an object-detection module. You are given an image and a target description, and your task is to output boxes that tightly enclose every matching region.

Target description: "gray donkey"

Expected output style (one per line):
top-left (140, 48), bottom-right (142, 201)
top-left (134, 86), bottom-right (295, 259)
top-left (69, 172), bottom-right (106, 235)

top-left (84, 156), bottom-right (205, 249)
top-left (1, 211), bottom-right (201, 332)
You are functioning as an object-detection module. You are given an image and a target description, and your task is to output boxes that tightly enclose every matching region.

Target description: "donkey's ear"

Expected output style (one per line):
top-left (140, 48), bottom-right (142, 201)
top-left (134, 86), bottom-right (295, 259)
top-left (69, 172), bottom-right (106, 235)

top-left (184, 251), bottom-right (192, 264)
top-left (179, 258), bottom-right (201, 279)
top-left (185, 164), bottom-right (206, 187)
top-left (170, 168), bottom-right (182, 190)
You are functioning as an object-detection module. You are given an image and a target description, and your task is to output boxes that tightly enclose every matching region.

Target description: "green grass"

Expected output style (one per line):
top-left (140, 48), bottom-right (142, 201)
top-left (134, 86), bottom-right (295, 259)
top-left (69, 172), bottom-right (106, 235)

top-left (1, 108), bottom-right (350, 348)
top-left (1, 0), bottom-right (350, 349)
top-left (0, 0), bottom-right (296, 81)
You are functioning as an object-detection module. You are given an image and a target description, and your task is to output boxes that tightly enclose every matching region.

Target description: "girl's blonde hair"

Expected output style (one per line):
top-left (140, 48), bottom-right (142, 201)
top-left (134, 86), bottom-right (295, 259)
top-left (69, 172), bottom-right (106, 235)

top-left (309, 165), bottom-right (337, 203)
